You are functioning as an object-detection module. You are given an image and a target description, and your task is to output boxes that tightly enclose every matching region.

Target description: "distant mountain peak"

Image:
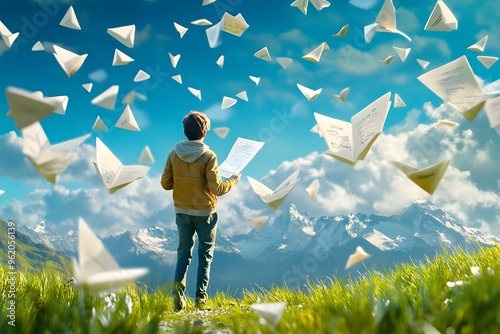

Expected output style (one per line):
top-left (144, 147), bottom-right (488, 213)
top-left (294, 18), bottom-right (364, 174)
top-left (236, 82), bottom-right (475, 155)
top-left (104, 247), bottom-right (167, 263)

top-left (33, 221), bottom-right (47, 234)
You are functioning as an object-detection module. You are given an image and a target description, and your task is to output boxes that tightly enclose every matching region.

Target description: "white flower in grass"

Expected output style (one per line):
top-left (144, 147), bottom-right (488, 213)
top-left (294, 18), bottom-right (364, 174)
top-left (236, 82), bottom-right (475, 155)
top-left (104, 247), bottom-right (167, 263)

top-left (471, 266), bottom-right (480, 277)
top-left (446, 280), bottom-right (465, 288)
top-left (125, 295), bottom-right (133, 314)
top-left (444, 298), bottom-right (451, 306)
top-left (487, 267), bottom-right (494, 275)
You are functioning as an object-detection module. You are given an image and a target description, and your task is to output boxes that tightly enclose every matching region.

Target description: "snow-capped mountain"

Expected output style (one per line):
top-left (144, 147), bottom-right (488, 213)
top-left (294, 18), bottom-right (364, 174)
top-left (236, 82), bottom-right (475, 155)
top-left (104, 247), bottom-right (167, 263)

top-left (18, 199), bottom-right (500, 294)
top-left (19, 221), bottom-right (78, 254)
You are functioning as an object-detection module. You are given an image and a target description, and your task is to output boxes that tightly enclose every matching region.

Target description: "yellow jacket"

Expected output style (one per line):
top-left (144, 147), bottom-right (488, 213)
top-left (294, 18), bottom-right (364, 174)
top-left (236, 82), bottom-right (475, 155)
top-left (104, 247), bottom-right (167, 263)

top-left (161, 140), bottom-right (238, 215)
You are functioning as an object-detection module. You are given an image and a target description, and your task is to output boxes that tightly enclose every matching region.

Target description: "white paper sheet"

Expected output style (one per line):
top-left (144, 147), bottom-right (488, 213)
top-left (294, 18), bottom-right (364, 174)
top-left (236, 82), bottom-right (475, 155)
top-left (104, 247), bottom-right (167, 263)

top-left (218, 137), bottom-right (264, 178)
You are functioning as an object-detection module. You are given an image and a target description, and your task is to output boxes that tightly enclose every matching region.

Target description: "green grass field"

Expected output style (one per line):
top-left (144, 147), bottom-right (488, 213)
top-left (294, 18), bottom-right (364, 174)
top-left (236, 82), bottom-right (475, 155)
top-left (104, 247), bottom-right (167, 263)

top-left (1, 245), bottom-right (500, 333)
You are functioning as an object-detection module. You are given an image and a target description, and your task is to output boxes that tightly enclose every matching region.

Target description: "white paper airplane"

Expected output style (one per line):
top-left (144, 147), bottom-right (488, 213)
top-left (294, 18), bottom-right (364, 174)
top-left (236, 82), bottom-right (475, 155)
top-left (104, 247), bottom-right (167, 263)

top-left (297, 83), bottom-right (322, 101)
top-left (191, 19), bottom-right (212, 26)
top-left (333, 24), bottom-right (349, 37)
top-left (107, 25), bottom-right (135, 48)
top-left (424, 0), bottom-right (458, 32)
top-left (82, 83), bottom-right (93, 92)
top-left (188, 87), bottom-right (202, 100)
top-left (115, 105), bottom-right (140, 131)
top-left (221, 12), bottom-right (250, 37)
top-left (92, 116), bottom-right (108, 131)
top-left (206, 20), bottom-right (223, 48)
top-left (305, 179), bottom-right (320, 200)
top-left (247, 170), bottom-right (300, 211)
top-left (168, 52), bottom-right (181, 68)
top-left (468, 36), bottom-right (488, 52)
top-left (345, 246), bottom-right (371, 269)
top-left (134, 70), bottom-right (150, 82)
top-left (379, 55), bottom-right (395, 64)
top-left (73, 218), bottom-right (149, 292)
top-left (59, 6), bottom-right (81, 30)
top-left (276, 57), bottom-right (293, 69)
top-left (202, 0), bottom-right (215, 5)
top-left (302, 42), bottom-right (329, 62)
top-left (246, 216), bottom-right (268, 230)
top-left (44, 94), bottom-right (68, 115)
top-left (216, 55), bottom-right (225, 68)
top-left (112, 49), bottom-right (134, 66)
top-left (393, 93), bottom-right (406, 108)
top-left (53, 45), bottom-right (88, 78)
top-left (477, 56), bottom-right (498, 69)
top-left (417, 59), bottom-right (430, 70)
top-left (213, 127), bottom-right (230, 139)
top-left (236, 90), bottom-right (248, 101)
top-left (91, 85), bottom-right (119, 110)
top-left (250, 302), bottom-right (287, 327)
top-left (221, 96), bottom-right (237, 110)
top-left (0, 20), bottom-right (19, 48)
top-left (392, 159), bottom-right (451, 195)
top-left (254, 47), bottom-right (271, 61)
top-left (291, 0), bottom-right (308, 15)
top-left (364, 0), bottom-right (411, 43)
top-left (5, 87), bottom-right (57, 129)
top-left (333, 87), bottom-right (350, 103)
top-left (310, 0), bottom-right (331, 11)
top-left (393, 46), bottom-right (411, 62)
top-left (32, 41), bottom-right (45, 51)
top-left (21, 121), bottom-right (90, 183)
top-left (436, 119), bottom-right (459, 127)
top-left (171, 74), bottom-right (182, 84)
top-left (139, 146), bottom-right (154, 164)
top-left (94, 137), bottom-right (150, 194)
top-left (174, 22), bottom-right (188, 38)
top-left (249, 76), bottom-right (260, 85)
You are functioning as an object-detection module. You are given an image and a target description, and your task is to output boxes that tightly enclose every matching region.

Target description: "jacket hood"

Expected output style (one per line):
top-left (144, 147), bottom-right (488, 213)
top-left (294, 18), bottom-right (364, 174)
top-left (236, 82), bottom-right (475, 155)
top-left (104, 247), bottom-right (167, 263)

top-left (174, 140), bottom-right (209, 163)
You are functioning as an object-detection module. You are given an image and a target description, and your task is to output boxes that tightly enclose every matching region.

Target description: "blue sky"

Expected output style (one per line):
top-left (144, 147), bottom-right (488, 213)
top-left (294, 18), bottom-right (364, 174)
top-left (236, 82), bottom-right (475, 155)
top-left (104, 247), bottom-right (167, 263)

top-left (0, 0), bottom-right (499, 237)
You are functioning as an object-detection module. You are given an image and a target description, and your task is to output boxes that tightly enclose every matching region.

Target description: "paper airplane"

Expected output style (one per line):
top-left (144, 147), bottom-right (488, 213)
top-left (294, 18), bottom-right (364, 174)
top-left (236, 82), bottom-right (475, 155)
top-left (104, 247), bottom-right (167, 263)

top-left (134, 70), bottom-right (150, 82)
top-left (213, 127), bottom-right (230, 139)
top-left (5, 87), bottom-right (57, 129)
top-left (249, 76), bottom-right (261, 85)
top-left (188, 87), bottom-right (202, 100)
top-left (174, 22), bottom-right (188, 38)
top-left (393, 93), bottom-right (406, 108)
top-left (216, 55), bottom-right (225, 68)
top-left (250, 302), bottom-right (287, 327)
top-left (82, 83), bottom-right (93, 92)
top-left (424, 0), bottom-right (458, 31)
top-left (32, 41), bottom-right (44, 51)
top-left (333, 87), bottom-right (350, 103)
top-left (305, 179), bottom-right (320, 200)
top-left (417, 59), bottom-right (430, 70)
top-left (391, 159), bottom-right (451, 195)
top-left (364, 0), bottom-right (411, 43)
top-left (345, 246), bottom-right (371, 269)
top-left (314, 92), bottom-right (392, 165)
top-left (139, 146), bottom-right (154, 164)
top-left (393, 46), bottom-right (410, 62)
top-left (122, 91), bottom-right (135, 105)
top-left (206, 21), bottom-right (223, 48)
top-left (112, 49), bottom-right (134, 66)
top-left (236, 91), bottom-right (248, 101)
top-left (276, 57), bottom-right (293, 69)
top-left (169, 52), bottom-right (181, 68)
top-left (467, 35), bottom-right (488, 52)
top-left (107, 25), bottom-right (135, 48)
top-left (247, 170), bottom-right (300, 211)
top-left (291, 0), bottom-right (308, 15)
top-left (436, 119), bottom-right (458, 127)
top-left (202, 0), bottom-right (215, 5)
top-left (246, 216), bottom-right (268, 230)
top-left (379, 55), bottom-right (395, 64)
top-left (302, 42), bottom-right (329, 62)
top-left (297, 83), bottom-right (322, 101)
top-left (59, 6), bottom-right (81, 30)
top-left (92, 116), bottom-right (108, 131)
top-left (116, 105), bottom-right (140, 131)
top-left (191, 19), bottom-right (212, 26)
top-left (171, 74), bottom-right (182, 84)
top-left (91, 85), bottom-right (119, 110)
top-left (310, 0), bottom-right (331, 11)
top-left (221, 96), bottom-right (237, 110)
top-left (94, 137), bottom-right (150, 194)
top-left (333, 24), bottom-right (349, 37)
top-left (477, 56), bottom-right (498, 69)
top-left (21, 121), bottom-right (90, 183)
top-left (53, 45), bottom-right (88, 78)
top-left (417, 56), bottom-right (500, 121)
top-left (310, 124), bottom-right (323, 137)
top-left (73, 218), bottom-right (148, 292)
top-left (221, 12), bottom-right (250, 37)
top-left (0, 20), bottom-right (19, 48)
top-left (44, 95), bottom-right (68, 115)
top-left (254, 47), bottom-right (271, 61)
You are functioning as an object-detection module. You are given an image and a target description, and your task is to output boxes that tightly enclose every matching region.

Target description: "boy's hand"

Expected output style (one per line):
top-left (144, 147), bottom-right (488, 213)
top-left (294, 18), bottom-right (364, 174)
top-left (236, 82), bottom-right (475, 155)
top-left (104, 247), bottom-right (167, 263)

top-left (230, 174), bottom-right (241, 183)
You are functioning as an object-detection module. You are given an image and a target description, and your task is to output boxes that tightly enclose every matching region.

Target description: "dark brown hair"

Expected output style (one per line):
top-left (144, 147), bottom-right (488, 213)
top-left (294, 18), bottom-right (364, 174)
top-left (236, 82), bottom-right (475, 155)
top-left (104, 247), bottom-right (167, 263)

top-left (183, 111), bottom-right (211, 140)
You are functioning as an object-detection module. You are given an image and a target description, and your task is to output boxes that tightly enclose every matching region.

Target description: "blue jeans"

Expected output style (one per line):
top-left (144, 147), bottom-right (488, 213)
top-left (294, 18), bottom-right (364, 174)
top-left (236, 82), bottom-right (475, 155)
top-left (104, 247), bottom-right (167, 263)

top-left (172, 213), bottom-right (218, 306)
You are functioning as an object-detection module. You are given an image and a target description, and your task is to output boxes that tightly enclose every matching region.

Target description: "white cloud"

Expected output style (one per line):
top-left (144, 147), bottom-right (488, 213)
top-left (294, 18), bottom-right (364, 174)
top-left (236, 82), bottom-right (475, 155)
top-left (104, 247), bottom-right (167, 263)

top-left (88, 69), bottom-right (108, 83)
top-left (412, 36), bottom-right (451, 58)
top-left (203, 103), bottom-right (233, 122)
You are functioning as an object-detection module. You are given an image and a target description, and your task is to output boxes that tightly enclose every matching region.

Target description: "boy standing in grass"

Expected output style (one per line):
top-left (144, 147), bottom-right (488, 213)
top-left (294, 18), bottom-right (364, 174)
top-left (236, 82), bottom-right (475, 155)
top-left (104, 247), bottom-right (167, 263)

top-left (161, 111), bottom-right (240, 311)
